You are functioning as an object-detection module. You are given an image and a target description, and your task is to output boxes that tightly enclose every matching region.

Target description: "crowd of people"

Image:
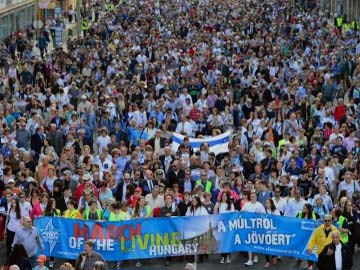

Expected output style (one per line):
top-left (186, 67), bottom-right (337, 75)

top-left (0, 0), bottom-right (360, 269)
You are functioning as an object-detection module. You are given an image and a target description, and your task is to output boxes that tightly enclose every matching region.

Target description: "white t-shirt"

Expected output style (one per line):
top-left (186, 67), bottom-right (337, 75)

top-left (20, 201), bottom-right (33, 217)
top-left (335, 243), bottom-right (342, 270)
top-left (186, 206), bottom-right (209, 216)
top-left (96, 135), bottom-right (111, 153)
top-left (242, 201), bottom-right (266, 214)
top-left (216, 202), bottom-right (235, 213)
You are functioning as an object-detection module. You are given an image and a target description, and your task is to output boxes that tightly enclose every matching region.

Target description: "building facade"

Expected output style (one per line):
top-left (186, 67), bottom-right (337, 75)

top-left (0, 0), bottom-right (36, 40)
top-left (323, 0), bottom-right (359, 22)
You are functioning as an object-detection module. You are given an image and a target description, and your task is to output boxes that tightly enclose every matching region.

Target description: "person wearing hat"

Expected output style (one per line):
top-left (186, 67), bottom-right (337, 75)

top-left (33, 255), bottom-right (49, 270)
top-left (78, 95), bottom-right (92, 115)
top-left (7, 178), bottom-right (21, 196)
top-left (148, 104), bottom-right (165, 124)
top-left (12, 216), bottom-right (44, 267)
top-left (74, 173), bottom-right (99, 201)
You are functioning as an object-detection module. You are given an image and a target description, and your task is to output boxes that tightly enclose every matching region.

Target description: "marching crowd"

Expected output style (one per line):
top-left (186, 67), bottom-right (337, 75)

top-left (0, 0), bottom-right (360, 269)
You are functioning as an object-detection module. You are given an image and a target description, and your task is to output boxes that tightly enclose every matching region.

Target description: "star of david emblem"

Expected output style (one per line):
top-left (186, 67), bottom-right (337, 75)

top-left (40, 219), bottom-right (60, 254)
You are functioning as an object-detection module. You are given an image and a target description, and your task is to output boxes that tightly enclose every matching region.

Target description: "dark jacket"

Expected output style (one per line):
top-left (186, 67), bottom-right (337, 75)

top-left (30, 132), bottom-right (44, 155)
top-left (139, 179), bottom-right (159, 196)
top-left (178, 178), bottom-right (196, 194)
top-left (148, 137), bottom-right (166, 150)
top-left (160, 204), bottom-right (180, 217)
top-left (318, 241), bottom-right (353, 270)
top-left (115, 182), bottom-right (135, 201)
top-left (166, 167), bottom-right (185, 188)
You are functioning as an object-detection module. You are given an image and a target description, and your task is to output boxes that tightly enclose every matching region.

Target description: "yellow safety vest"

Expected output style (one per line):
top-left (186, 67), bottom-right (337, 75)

top-left (84, 209), bottom-right (102, 220)
top-left (296, 211), bottom-right (317, 220)
top-left (43, 209), bottom-right (61, 217)
top-left (196, 180), bottom-right (212, 192)
top-left (64, 209), bottom-right (81, 219)
top-left (336, 17), bottom-right (343, 27)
top-left (351, 21), bottom-right (359, 30)
top-left (82, 21), bottom-right (89, 30)
top-left (109, 211), bottom-right (127, 221)
top-left (344, 23), bottom-right (351, 32)
top-left (337, 215), bottom-right (349, 244)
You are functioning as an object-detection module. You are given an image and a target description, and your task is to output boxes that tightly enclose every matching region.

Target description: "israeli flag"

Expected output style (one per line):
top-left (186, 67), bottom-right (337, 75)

top-left (171, 130), bottom-right (232, 155)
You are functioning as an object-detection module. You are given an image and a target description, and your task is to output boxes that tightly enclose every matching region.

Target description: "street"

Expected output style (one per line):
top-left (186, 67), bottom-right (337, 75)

top-left (1, 239), bottom-right (359, 269)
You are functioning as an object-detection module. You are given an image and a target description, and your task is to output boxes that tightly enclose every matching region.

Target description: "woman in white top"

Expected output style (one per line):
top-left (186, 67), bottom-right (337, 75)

top-left (214, 191), bottom-right (235, 264)
top-left (221, 106), bottom-right (233, 132)
top-left (41, 167), bottom-right (57, 193)
top-left (5, 197), bottom-right (22, 257)
top-left (264, 198), bottom-right (280, 267)
top-left (186, 196), bottom-right (208, 216)
top-left (186, 196), bottom-right (208, 264)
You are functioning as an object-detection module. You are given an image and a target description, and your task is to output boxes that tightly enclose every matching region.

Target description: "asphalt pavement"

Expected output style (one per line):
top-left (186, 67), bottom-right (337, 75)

top-left (0, 239), bottom-right (359, 270)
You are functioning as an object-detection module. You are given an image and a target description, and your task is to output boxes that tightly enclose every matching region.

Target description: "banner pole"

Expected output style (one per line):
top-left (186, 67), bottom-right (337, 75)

top-left (194, 238), bottom-right (198, 270)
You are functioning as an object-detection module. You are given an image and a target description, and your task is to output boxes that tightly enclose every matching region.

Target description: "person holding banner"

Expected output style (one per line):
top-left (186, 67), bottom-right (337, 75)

top-left (242, 190), bottom-right (265, 266)
top-left (74, 240), bottom-right (105, 270)
top-left (307, 214), bottom-right (339, 269)
top-left (83, 200), bottom-right (103, 221)
top-left (264, 198), bottom-right (280, 267)
top-left (214, 191), bottom-right (235, 264)
top-left (63, 200), bottom-right (82, 219)
top-left (161, 194), bottom-right (180, 266)
top-left (317, 231), bottom-right (353, 270)
top-left (297, 204), bottom-right (320, 269)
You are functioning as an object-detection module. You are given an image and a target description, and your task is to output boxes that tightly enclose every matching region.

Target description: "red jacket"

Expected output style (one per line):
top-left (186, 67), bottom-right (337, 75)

top-left (74, 183), bottom-right (99, 201)
top-left (334, 105), bottom-right (346, 122)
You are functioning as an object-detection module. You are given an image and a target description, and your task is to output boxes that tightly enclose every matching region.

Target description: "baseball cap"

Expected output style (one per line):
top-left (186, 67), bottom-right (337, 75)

top-left (37, 254), bottom-right (46, 263)
top-left (83, 174), bottom-right (91, 181)
top-left (8, 179), bottom-right (15, 184)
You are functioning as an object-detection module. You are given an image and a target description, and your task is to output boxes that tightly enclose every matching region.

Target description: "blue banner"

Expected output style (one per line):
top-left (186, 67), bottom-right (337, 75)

top-left (35, 212), bottom-right (318, 261)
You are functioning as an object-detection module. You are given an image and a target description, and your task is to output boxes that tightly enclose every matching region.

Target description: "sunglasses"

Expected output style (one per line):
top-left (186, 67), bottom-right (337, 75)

top-left (324, 219), bottom-right (331, 222)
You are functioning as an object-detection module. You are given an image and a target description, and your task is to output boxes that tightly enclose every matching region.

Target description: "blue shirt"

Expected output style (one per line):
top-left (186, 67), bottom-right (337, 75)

top-left (116, 156), bottom-right (129, 173)
top-left (149, 111), bottom-right (164, 124)
top-left (130, 129), bottom-right (147, 146)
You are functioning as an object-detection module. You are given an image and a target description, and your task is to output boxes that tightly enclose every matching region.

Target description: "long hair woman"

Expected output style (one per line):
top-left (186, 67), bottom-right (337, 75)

top-left (5, 244), bottom-right (32, 270)
top-left (43, 198), bottom-right (61, 217)
top-left (263, 198), bottom-right (280, 267)
top-left (186, 196), bottom-right (208, 216)
top-left (214, 191), bottom-right (235, 264)
top-left (5, 197), bottom-right (21, 257)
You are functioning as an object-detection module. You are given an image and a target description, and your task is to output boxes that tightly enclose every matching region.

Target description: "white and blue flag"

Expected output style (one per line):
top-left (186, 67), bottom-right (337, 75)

top-left (171, 130), bottom-right (232, 155)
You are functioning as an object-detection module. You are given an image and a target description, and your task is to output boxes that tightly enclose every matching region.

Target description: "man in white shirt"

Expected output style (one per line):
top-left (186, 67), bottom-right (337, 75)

top-left (241, 190), bottom-right (265, 266)
top-left (284, 188), bottom-right (305, 217)
top-left (175, 114), bottom-right (193, 136)
top-left (19, 192), bottom-right (32, 217)
top-left (145, 186), bottom-right (165, 210)
top-left (272, 186), bottom-right (287, 215)
top-left (317, 231), bottom-right (353, 270)
top-left (338, 171), bottom-right (360, 198)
